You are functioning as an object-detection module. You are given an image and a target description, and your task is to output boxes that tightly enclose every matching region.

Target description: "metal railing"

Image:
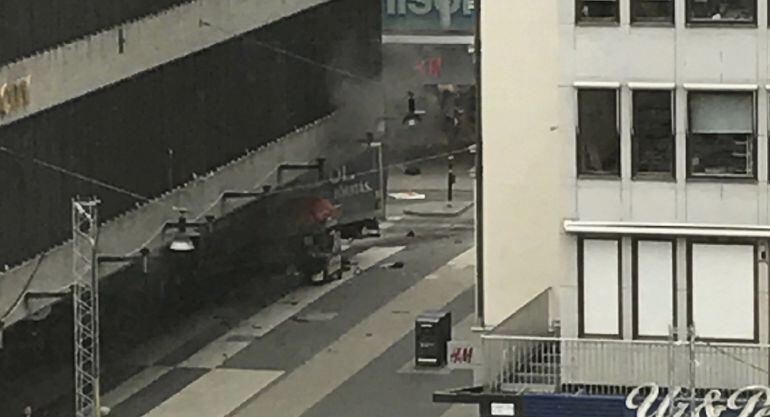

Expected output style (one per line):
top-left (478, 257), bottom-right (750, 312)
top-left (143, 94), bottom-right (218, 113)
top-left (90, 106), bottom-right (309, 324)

top-left (482, 335), bottom-right (770, 395)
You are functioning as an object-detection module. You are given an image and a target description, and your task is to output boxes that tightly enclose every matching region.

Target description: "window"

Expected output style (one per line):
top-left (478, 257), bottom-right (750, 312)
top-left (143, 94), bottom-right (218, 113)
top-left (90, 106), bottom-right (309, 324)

top-left (686, 0), bottom-right (756, 24)
top-left (687, 91), bottom-right (755, 179)
top-left (688, 242), bottom-right (757, 342)
top-left (577, 88), bottom-right (620, 177)
top-left (576, 0), bottom-right (619, 23)
top-left (631, 0), bottom-right (674, 23)
top-left (632, 240), bottom-right (676, 339)
top-left (632, 90), bottom-right (674, 178)
top-left (578, 238), bottom-right (622, 337)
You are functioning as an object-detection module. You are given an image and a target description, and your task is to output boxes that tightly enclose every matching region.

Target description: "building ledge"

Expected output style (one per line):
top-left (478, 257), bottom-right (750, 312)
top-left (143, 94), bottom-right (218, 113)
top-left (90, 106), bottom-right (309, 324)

top-left (563, 220), bottom-right (770, 239)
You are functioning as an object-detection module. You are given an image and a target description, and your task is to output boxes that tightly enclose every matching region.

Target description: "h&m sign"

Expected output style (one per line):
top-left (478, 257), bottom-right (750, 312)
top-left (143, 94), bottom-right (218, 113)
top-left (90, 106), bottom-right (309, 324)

top-left (0, 76), bottom-right (31, 117)
top-left (385, 0), bottom-right (474, 16)
top-left (447, 340), bottom-right (482, 369)
top-left (626, 383), bottom-right (770, 417)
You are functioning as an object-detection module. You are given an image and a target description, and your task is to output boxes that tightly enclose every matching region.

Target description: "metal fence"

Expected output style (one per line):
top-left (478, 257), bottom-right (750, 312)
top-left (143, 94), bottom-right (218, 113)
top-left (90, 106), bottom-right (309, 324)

top-left (482, 335), bottom-right (770, 395)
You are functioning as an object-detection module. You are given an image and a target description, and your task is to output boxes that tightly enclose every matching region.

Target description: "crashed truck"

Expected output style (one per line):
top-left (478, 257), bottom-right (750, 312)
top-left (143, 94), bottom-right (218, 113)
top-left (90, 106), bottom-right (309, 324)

top-left (212, 143), bottom-right (386, 284)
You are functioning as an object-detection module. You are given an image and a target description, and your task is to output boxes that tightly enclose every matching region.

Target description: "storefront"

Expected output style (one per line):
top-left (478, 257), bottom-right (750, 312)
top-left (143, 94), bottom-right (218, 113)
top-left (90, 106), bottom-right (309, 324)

top-left (435, 383), bottom-right (765, 417)
top-left (380, 0), bottom-right (476, 157)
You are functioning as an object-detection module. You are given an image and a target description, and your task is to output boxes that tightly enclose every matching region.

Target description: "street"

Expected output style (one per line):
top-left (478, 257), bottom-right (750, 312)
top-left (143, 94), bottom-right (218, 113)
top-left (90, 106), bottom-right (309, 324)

top-left (84, 159), bottom-right (478, 417)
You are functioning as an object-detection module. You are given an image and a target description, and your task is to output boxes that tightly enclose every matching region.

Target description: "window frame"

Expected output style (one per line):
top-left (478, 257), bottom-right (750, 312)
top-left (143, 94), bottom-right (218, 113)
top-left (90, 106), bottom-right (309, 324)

top-left (632, 238), bottom-right (677, 340)
top-left (576, 87), bottom-right (622, 179)
top-left (685, 0), bottom-right (758, 27)
top-left (575, 0), bottom-right (620, 25)
top-left (630, 0), bottom-right (675, 26)
top-left (686, 90), bottom-right (757, 181)
top-left (577, 237), bottom-right (623, 339)
top-left (631, 88), bottom-right (676, 180)
top-left (686, 239), bottom-right (759, 344)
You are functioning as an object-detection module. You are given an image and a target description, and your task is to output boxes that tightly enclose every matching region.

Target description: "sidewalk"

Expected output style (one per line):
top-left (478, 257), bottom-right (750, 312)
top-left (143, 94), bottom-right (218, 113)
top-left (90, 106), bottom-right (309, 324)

top-left (387, 152), bottom-right (475, 219)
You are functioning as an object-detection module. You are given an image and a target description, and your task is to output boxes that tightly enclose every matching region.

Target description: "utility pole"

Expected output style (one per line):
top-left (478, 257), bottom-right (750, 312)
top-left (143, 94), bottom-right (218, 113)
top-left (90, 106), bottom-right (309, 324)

top-left (72, 198), bottom-right (101, 417)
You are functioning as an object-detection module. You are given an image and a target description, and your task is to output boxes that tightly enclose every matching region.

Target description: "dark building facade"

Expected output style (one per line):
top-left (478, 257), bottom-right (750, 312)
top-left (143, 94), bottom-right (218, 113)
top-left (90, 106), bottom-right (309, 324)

top-left (0, 0), bottom-right (380, 414)
top-left (0, 0), bottom-right (381, 270)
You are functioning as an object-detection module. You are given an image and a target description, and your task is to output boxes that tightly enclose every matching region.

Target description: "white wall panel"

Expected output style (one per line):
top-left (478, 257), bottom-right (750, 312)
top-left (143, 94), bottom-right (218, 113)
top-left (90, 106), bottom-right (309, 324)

top-left (581, 239), bottom-right (620, 336)
top-left (577, 181), bottom-right (623, 220)
top-left (691, 243), bottom-right (755, 340)
top-left (635, 241), bottom-right (674, 337)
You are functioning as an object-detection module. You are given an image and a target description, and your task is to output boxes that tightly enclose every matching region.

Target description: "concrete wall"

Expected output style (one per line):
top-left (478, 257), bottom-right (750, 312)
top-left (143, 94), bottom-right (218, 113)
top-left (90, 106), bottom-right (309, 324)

top-left (480, 0), bottom-right (567, 328)
top-left (0, 0), bottom-right (332, 127)
top-left (0, 113), bottom-right (342, 328)
top-left (554, 0), bottom-right (770, 340)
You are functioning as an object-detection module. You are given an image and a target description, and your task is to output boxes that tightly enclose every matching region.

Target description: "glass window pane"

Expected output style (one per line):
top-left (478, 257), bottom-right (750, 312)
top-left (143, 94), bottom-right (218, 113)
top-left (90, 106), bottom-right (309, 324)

top-left (632, 0), bottom-right (674, 22)
top-left (689, 133), bottom-right (753, 177)
top-left (577, 0), bottom-right (619, 22)
top-left (578, 89), bottom-right (619, 176)
top-left (633, 90), bottom-right (674, 176)
top-left (687, 0), bottom-right (756, 22)
top-left (690, 92), bottom-right (753, 134)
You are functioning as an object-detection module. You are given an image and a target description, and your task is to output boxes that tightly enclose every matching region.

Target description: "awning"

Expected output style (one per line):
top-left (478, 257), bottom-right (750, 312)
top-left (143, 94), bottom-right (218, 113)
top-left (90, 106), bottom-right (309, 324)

top-left (563, 220), bottom-right (770, 239)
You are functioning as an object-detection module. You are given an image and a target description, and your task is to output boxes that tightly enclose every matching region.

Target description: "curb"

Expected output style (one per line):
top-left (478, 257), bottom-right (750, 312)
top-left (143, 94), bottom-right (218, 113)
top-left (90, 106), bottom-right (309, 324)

top-left (403, 201), bottom-right (474, 218)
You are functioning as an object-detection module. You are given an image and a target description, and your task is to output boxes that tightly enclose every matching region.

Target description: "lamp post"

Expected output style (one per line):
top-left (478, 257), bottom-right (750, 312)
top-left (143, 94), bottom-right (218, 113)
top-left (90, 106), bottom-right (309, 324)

top-left (162, 208), bottom-right (215, 253)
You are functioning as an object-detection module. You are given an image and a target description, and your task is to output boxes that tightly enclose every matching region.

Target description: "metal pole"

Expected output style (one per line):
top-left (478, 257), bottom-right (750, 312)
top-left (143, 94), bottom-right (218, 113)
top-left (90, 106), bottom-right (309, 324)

top-left (374, 142), bottom-right (386, 220)
top-left (447, 155), bottom-right (455, 203)
top-left (473, 0), bottom-right (484, 328)
top-left (668, 324), bottom-right (675, 417)
top-left (688, 324), bottom-right (696, 415)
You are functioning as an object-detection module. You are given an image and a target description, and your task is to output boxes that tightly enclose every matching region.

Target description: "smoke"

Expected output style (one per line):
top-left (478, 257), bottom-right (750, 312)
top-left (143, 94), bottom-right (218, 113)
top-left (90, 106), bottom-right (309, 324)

top-left (325, 39), bottom-right (384, 142)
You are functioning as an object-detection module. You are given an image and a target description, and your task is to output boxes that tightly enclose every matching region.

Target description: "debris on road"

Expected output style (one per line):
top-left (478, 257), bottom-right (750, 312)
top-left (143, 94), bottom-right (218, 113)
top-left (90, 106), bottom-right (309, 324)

top-left (380, 261), bottom-right (405, 269)
top-left (389, 192), bottom-right (426, 200)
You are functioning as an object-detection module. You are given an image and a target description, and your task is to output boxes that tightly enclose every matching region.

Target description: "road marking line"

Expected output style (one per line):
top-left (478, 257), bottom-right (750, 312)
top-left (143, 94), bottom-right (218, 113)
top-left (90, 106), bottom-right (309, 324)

top-left (103, 366), bottom-right (173, 408)
top-left (180, 341), bottom-right (252, 370)
top-left (439, 404), bottom-right (478, 417)
top-left (142, 369), bottom-right (283, 417)
top-left (181, 246), bottom-right (406, 368)
top-left (231, 247), bottom-right (475, 417)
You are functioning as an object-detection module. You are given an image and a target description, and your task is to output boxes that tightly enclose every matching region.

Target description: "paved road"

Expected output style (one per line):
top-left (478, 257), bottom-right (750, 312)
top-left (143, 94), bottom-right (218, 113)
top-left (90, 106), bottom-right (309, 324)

top-left (99, 214), bottom-right (476, 417)
top-left (20, 158), bottom-right (478, 417)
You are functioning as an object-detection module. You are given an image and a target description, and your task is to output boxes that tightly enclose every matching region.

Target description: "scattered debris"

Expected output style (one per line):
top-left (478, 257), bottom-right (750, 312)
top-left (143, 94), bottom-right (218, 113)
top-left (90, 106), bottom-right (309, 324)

top-left (389, 192), bottom-right (426, 200)
top-left (380, 261), bottom-right (405, 269)
top-left (406, 230), bottom-right (415, 238)
top-left (404, 166), bottom-right (422, 176)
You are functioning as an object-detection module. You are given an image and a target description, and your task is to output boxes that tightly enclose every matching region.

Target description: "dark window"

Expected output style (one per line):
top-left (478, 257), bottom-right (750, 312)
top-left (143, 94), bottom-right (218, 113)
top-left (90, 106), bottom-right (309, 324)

top-left (631, 0), bottom-right (675, 23)
top-left (576, 0), bottom-right (620, 23)
top-left (632, 90), bottom-right (674, 178)
top-left (687, 92), bottom-right (755, 179)
top-left (578, 89), bottom-right (620, 177)
top-left (686, 0), bottom-right (756, 24)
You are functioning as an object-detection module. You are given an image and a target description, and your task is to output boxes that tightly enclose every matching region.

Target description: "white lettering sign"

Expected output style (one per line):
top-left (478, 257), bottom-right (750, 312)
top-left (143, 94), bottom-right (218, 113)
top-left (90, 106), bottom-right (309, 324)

top-left (626, 383), bottom-right (770, 417)
top-left (333, 181), bottom-right (373, 200)
top-left (491, 402), bottom-right (515, 416)
top-left (386, 0), bottom-right (473, 16)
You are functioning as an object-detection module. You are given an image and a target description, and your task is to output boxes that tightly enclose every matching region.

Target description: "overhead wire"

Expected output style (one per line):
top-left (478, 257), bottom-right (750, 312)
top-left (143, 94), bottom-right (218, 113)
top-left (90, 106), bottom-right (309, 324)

top-left (0, 145), bottom-right (151, 202)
